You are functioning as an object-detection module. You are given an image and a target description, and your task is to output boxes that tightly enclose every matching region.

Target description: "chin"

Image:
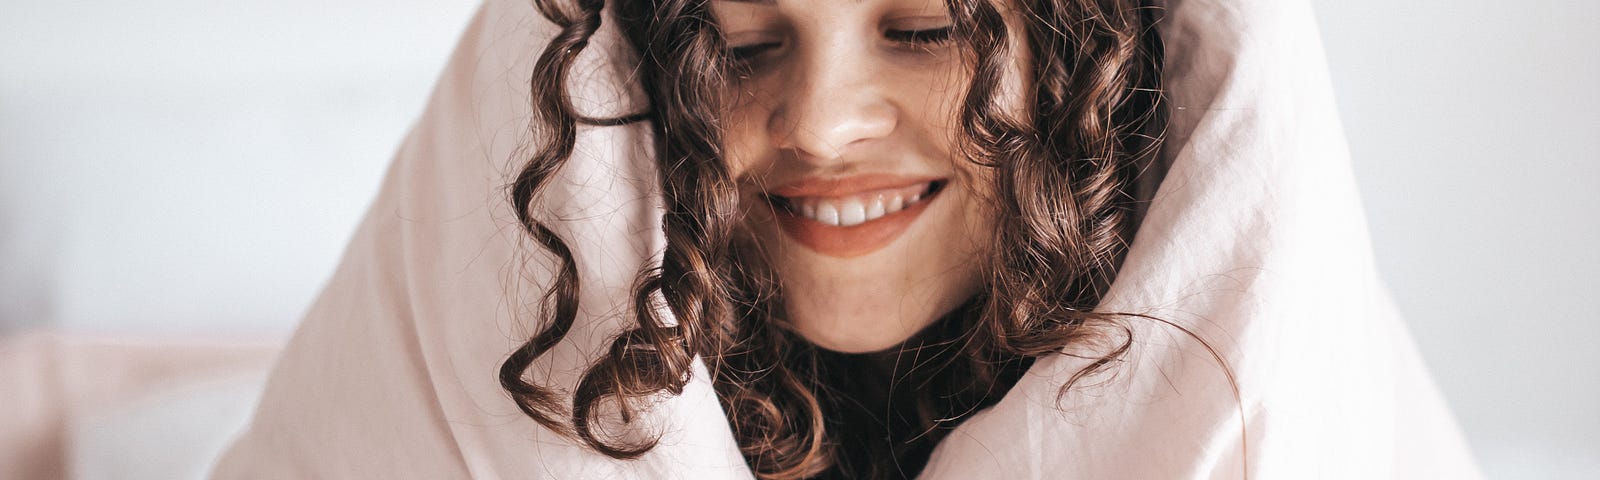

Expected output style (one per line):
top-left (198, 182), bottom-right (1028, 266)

top-left (789, 311), bottom-right (924, 354)
top-left (738, 175), bottom-right (995, 354)
top-left (782, 281), bottom-right (975, 354)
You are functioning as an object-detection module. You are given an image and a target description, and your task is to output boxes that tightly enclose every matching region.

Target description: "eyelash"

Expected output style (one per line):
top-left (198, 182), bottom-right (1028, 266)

top-left (887, 26), bottom-right (954, 45)
top-left (726, 26), bottom-right (955, 63)
top-left (726, 43), bottom-right (776, 62)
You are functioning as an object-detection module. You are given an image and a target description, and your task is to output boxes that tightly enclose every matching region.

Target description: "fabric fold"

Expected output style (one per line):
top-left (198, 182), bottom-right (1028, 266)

top-left (213, 0), bottom-right (1480, 478)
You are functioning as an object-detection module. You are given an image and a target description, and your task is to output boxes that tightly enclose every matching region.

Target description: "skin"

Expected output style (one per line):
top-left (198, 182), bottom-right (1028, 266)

top-left (711, 0), bottom-right (1031, 352)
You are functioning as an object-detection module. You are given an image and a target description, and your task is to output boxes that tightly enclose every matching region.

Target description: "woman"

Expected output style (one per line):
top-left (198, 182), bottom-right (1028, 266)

top-left (502, 0), bottom-right (1165, 477)
top-left (214, 0), bottom-right (1482, 478)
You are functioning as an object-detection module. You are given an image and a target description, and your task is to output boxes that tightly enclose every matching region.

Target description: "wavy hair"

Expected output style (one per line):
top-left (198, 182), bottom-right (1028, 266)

top-left (498, 0), bottom-right (1170, 478)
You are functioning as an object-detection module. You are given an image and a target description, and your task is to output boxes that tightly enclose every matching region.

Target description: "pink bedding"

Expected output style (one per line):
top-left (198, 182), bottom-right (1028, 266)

top-left (207, 0), bottom-right (1483, 477)
top-left (0, 332), bottom-right (279, 479)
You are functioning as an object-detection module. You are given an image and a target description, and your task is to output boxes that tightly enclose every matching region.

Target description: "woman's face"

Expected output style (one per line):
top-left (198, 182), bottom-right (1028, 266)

top-left (711, 0), bottom-right (1030, 352)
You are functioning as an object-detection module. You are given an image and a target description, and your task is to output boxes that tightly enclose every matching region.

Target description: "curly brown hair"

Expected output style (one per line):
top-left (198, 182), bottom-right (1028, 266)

top-left (498, 0), bottom-right (1168, 478)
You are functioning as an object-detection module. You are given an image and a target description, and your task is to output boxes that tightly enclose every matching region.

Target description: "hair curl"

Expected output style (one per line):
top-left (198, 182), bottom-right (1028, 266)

top-left (498, 0), bottom-right (1171, 478)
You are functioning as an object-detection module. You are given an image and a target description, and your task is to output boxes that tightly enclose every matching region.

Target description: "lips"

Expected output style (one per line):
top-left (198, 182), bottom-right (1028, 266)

top-left (764, 175), bottom-right (947, 258)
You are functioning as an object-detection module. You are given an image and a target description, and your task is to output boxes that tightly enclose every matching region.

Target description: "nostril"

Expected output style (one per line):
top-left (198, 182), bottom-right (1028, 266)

top-left (770, 95), bottom-right (899, 162)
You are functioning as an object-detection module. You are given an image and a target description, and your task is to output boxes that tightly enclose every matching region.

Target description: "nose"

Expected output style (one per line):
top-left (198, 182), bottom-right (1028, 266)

top-left (768, 45), bottom-right (898, 164)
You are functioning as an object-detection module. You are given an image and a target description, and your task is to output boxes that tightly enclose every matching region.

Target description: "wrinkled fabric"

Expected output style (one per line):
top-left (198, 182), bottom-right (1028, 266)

top-left (212, 0), bottom-right (1482, 477)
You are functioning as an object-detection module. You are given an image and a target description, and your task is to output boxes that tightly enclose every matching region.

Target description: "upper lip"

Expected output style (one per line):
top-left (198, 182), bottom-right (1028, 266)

top-left (767, 173), bottom-right (945, 198)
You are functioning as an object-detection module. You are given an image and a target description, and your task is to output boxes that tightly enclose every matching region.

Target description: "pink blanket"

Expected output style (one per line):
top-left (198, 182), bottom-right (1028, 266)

top-left (212, 0), bottom-right (1483, 477)
top-left (0, 332), bottom-right (279, 479)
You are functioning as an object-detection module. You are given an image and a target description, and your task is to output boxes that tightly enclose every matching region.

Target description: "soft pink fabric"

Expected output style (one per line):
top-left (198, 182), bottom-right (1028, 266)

top-left (213, 0), bottom-right (1482, 477)
top-left (0, 332), bottom-right (280, 479)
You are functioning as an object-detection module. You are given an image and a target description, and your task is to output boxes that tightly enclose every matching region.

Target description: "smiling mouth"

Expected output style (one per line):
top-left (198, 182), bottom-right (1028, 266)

top-left (766, 180), bottom-right (946, 226)
top-left (763, 180), bottom-right (948, 258)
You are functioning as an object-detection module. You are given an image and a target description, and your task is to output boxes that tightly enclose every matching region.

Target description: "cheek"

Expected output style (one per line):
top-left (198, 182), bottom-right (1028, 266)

top-left (720, 97), bottom-right (788, 234)
top-left (911, 63), bottom-right (970, 150)
top-left (719, 104), bottom-right (764, 180)
top-left (720, 68), bottom-right (787, 167)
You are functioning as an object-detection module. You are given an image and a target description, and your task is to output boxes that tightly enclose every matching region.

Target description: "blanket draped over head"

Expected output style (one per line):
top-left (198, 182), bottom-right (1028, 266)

top-left (213, 0), bottom-right (1483, 477)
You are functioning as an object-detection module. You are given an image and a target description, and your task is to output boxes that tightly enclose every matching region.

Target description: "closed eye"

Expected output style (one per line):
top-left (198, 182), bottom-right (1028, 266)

top-left (886, 26), bottom-right (954, 45)
top-left (728, 41), bottom-right (781, 62)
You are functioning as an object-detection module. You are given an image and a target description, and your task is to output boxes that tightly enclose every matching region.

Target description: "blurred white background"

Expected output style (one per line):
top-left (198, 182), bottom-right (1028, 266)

top-left (0, 0), bottom-right (481, 337)
top-left (1315, 1), bottom-right (1600, 478)
top-left (0, 0), bottom-right (1594, 478)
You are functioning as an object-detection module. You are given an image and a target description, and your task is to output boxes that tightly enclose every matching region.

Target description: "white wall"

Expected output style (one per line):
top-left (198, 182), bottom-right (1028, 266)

top-left (0, 0), bottom-right (481, 336)
top-left (1310, 1), bottom-right (1600, 478)
top-left (0, 0), bottom-right (1594, 478)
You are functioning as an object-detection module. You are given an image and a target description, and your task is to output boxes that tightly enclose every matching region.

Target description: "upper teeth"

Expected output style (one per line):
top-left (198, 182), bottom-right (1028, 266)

top-left (791, 183), bottom-right (931, 227)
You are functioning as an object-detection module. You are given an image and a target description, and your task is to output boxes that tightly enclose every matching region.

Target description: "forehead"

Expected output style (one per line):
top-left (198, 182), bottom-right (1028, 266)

top-left (715, 0), bottom-right (867, 4)
top-left (709, 0), bottom-right (954, 18)
top-left (711, 0), bottom-right (952, 8)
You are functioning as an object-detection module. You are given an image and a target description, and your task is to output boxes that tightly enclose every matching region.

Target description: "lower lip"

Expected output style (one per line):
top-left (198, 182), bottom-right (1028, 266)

top-left (773, 186), bottom-right (941, 258)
